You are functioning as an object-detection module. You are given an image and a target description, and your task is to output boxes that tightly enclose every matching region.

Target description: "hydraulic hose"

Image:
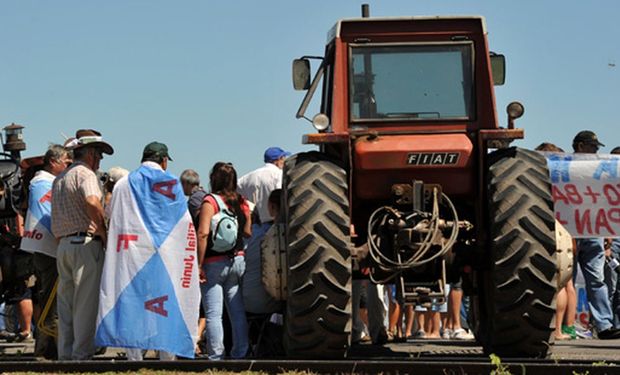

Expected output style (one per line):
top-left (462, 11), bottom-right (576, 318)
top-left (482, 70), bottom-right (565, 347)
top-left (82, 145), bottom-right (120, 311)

top-left (366, 188), bottom-right (459, 278)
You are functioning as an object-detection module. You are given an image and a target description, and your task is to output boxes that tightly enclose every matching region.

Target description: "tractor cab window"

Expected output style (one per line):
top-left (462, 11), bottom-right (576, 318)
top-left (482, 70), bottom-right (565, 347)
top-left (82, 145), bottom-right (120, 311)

top-left (350, 43), bottom-right (474, 121)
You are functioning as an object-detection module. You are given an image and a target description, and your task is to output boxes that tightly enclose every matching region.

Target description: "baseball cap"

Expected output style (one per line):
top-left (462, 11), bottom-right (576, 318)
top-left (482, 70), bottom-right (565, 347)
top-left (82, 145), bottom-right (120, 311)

top-left (264, 147), bottom-right (291, 163)
top-left (573, 130), bottom-right (605, 147)
top-left (142, 141), bottom-right (173, 161)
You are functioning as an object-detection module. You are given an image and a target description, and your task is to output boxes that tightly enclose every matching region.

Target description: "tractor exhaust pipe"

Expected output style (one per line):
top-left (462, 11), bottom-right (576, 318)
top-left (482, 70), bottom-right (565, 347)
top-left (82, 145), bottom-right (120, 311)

top-left (361, 4), bottom-right (370, 18)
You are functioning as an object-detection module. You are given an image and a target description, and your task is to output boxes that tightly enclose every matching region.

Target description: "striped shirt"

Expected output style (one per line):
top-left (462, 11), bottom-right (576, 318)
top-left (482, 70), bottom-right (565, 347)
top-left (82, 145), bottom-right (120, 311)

top-left (51, 162), bottom-right (103, 238)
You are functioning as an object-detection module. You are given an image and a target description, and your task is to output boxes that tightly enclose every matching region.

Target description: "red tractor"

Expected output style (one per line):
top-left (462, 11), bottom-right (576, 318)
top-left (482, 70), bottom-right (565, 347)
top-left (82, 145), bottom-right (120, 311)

top-left (275, 6), bottom-right (564, 359)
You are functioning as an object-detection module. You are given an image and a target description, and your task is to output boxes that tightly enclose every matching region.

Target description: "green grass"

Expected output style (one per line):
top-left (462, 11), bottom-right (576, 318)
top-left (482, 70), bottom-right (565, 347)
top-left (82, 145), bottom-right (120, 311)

top-left (7, 372), bottom-right (316, 375)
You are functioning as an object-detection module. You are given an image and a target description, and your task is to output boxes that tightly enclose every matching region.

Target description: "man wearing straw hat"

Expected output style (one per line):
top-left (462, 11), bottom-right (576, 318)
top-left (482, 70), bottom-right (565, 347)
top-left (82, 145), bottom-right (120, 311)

top-left (51, 129), bottom-right (113, 360)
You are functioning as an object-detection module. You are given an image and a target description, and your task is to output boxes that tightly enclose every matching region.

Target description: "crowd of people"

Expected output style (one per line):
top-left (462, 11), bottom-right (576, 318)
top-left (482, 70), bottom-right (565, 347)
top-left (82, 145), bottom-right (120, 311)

top-left (0, 128), bottom-right (619, 361)
top-left (536, 130), bottom-right (620, 341)
top-left (351, 261), bottom-right (474, 344)
top-left (3, 129), bottom-right (294, 360)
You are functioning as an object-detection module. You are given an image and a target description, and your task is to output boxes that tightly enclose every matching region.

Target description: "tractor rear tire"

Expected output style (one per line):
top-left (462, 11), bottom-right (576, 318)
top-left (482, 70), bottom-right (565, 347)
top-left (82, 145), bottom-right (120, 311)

top-left (479, 147), bottom-right (557, 358)
top-left (282, 152), bottom-right (352, 358)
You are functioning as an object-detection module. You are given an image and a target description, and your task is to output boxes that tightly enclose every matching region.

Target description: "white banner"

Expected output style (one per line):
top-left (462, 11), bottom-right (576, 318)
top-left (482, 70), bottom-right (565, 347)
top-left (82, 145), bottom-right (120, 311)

top-left (545, 152), bottom-right (620, 238)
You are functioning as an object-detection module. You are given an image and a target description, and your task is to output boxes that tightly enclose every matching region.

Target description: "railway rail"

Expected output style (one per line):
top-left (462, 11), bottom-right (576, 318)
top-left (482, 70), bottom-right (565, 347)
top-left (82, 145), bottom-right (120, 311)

top-left (1, 339), bottom-right (619, 373)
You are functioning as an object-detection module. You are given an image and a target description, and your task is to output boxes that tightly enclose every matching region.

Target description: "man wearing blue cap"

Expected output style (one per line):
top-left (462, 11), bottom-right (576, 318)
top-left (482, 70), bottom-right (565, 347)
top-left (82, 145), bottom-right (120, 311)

top-left (237, 147), bottom-right (290, 321)
top-left (237, 147), bottom-right (291, 224)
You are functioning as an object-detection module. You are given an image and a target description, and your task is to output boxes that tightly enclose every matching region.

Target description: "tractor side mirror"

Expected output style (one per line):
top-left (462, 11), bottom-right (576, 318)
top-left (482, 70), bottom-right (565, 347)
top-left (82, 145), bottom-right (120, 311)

top-left (490, 53), bottom-right (505, 86)
top-left (292, 59), bottom-right (311, 90)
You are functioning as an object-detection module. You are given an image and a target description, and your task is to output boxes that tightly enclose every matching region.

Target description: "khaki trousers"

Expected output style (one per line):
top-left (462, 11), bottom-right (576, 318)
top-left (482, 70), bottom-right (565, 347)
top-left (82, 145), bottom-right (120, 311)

top-left (56, 236), bottom-right (104, 360)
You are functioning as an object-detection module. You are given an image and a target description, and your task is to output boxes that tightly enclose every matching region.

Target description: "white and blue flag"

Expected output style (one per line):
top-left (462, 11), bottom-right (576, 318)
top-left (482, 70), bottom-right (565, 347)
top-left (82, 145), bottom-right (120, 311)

top-left (21, 170), bottom-right (57, 257)
top-left (96, 164), bottom-right (200, 358)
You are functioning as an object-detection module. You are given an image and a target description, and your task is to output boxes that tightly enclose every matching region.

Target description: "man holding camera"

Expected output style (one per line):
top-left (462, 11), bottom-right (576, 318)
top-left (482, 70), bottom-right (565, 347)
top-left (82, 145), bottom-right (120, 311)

top-left (21, 144), bottom-right (72, 359)
top-left (51, 129), bottom-right (113, 360)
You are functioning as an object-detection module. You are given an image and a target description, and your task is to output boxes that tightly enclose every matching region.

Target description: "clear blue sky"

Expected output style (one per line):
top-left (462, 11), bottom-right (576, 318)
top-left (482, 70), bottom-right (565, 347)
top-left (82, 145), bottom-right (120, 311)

top-left (1, 1), bottom-right (618, 180)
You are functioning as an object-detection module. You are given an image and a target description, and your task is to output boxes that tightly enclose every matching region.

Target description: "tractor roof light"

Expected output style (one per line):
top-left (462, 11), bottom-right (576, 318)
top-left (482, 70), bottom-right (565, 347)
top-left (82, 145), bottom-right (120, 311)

top-left (312, 113), bottom-right (330, 131)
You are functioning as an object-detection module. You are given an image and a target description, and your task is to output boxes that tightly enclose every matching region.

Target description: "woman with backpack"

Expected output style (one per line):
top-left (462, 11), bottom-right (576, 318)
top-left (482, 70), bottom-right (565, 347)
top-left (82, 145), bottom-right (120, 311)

top-left (197, 162), bottom-right (251, 360)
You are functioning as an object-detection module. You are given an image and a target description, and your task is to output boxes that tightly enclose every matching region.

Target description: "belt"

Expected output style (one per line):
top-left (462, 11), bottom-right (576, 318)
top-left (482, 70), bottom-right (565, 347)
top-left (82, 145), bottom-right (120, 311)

top-left (66, 232), bottom-right (103, 241)
top-left (204, 251), bottom-right (245, 264)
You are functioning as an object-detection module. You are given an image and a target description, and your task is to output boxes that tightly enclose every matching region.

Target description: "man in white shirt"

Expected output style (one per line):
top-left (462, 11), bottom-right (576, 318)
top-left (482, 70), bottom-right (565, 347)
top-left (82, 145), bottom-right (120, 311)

top-left (237, 147), bottom-right (291, 224)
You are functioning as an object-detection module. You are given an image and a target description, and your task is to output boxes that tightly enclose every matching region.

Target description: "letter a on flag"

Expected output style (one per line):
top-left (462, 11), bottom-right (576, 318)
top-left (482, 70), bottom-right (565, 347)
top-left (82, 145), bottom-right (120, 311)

top-left (95, 165), bottom-right (200, 358)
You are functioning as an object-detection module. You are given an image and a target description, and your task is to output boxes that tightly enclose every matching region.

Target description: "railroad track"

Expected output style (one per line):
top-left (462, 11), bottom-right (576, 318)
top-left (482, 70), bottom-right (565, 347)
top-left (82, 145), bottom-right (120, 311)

top-left (0, 357), bottom-right (618, 374)
top-left (2, 340), bottom-right (619, 373)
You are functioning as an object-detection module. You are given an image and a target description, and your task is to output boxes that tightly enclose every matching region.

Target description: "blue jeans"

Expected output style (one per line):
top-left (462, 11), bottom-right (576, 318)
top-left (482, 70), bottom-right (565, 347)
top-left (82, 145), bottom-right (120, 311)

top-left (201, 255), bottom-right (248, 360)
top-left (574, 239), bottom-right (615, 331)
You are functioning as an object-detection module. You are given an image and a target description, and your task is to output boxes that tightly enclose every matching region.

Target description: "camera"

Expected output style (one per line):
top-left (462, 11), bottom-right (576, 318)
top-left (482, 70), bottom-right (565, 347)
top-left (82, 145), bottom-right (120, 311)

top-left (99, 171), bottom-right (110, 184)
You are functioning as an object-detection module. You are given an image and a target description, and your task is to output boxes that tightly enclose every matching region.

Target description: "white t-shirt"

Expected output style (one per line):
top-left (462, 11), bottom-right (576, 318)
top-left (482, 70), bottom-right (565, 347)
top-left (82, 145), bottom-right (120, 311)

top-left (237, 163), bottom-right (282, 223)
